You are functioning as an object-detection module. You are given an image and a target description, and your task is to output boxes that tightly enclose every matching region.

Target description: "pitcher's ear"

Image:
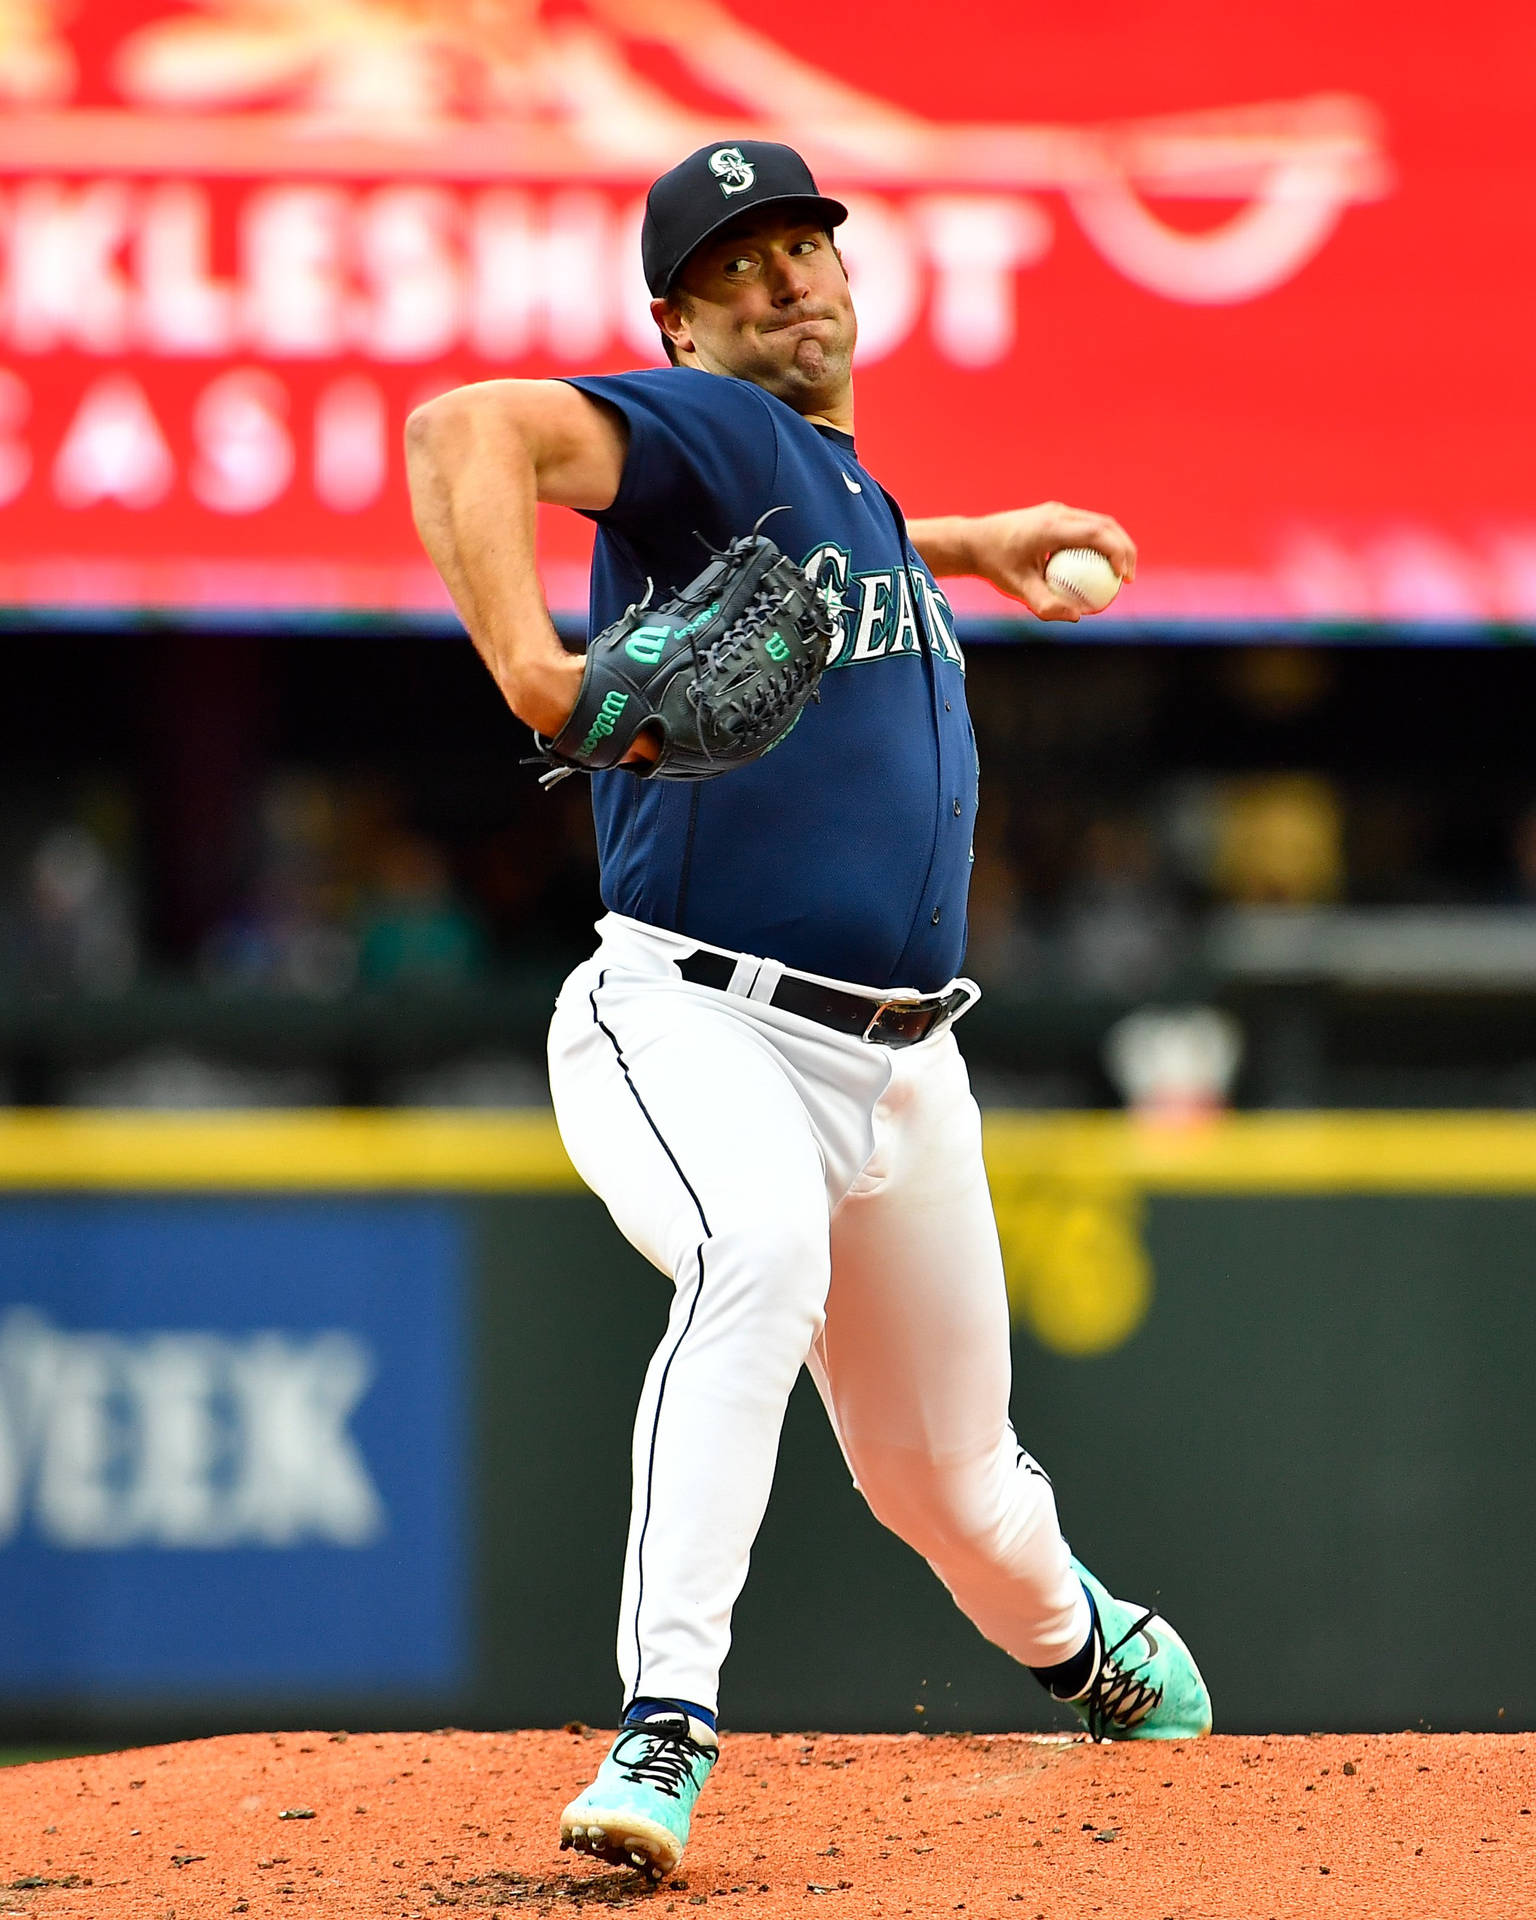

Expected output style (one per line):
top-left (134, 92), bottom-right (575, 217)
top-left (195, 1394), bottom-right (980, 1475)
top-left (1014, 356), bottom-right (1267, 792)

top-left (651, 295), bottom-right (694, 359)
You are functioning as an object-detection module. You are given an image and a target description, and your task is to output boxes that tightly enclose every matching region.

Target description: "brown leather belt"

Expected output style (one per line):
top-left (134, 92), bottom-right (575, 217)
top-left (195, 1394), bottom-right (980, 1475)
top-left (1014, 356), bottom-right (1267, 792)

top-left (675, 948), bottom-right (972, 1048)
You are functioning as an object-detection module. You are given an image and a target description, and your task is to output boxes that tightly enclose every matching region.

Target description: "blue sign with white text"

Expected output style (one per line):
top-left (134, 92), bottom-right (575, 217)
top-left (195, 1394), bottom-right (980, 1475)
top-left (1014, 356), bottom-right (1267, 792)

top-left (0, 1200), bottom-right (466, 1696)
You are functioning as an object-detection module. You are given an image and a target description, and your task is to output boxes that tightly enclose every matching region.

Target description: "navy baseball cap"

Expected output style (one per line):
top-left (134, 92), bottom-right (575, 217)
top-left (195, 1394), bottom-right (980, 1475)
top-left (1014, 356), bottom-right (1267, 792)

top-left (641, 141), bottom-right (848, 298)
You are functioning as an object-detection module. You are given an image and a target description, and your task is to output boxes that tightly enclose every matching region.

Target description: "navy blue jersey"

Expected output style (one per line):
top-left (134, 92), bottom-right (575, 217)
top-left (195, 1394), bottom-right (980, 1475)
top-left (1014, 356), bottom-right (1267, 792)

top-left (565, 366), bottom-right (977, 992)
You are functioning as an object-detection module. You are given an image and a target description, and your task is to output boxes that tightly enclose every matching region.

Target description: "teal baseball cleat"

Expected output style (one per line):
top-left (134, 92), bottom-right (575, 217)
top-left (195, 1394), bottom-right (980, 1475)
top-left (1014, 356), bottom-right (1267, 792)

top-left (1055, 1557), bottom-right (1213, 1741)
top-left (559, 1711), bottom-right (719, 1880)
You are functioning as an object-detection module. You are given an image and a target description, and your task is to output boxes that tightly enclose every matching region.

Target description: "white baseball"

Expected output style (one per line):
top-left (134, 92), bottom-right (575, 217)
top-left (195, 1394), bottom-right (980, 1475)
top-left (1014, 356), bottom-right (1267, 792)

top-left (1044, 547), bottom-right (1122, 614)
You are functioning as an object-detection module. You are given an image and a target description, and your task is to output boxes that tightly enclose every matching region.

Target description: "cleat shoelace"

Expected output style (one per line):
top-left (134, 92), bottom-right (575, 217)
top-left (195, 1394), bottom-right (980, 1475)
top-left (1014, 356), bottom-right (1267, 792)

top-left (611, 1720), bottom-right (711, 1801)
top-left (1084, 1608), bottom-right (1165, 1742)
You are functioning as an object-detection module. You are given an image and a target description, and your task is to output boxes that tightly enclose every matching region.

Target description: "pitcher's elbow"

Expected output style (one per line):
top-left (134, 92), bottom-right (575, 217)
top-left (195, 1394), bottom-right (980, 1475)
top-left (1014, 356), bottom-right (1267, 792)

top-left (404, 395), bottom-right (451, 464)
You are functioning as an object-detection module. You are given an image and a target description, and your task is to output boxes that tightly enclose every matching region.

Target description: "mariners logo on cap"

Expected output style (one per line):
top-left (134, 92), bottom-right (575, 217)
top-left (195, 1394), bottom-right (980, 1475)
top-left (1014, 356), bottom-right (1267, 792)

top-left (708, 147), bottom-right (755, 197)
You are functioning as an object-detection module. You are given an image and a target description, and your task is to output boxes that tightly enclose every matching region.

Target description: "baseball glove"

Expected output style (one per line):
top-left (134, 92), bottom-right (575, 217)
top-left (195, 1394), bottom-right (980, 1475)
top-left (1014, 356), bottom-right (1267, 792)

top-left (533, 522), bottom-right (834, 784)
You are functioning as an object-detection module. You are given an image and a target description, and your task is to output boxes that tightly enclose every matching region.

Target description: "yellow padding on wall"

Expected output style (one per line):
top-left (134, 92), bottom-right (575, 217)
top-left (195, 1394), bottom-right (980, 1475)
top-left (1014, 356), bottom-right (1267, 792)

top-left (1, 1109), bottom-right (1536, 1193)
top-left (0, 1110), bottom-right (584, 1191)
top-left (982, 1112), bottom-right (1536, 1192)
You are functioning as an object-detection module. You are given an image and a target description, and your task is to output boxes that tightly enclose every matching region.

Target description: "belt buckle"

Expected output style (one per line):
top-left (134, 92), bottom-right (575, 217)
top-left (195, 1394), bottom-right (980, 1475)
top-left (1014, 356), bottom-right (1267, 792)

top-left (861, 996), bottom-right (923, 1044)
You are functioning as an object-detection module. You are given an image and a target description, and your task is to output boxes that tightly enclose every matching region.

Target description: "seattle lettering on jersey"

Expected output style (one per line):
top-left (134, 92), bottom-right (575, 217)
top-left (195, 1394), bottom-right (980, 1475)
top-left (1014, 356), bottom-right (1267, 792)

top-left (800, 544), bottom-right (965, 671)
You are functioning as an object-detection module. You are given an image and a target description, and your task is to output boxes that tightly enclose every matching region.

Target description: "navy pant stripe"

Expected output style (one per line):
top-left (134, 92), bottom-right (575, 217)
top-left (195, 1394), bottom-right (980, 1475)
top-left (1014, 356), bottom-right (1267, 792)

top-left (589, 970), bottom-right (712, 1698)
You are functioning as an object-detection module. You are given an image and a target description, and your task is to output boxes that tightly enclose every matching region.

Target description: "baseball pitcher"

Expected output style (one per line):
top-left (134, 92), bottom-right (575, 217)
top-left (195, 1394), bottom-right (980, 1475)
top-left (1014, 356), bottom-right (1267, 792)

top-left (406, 139), bottom-right (1211, 1885)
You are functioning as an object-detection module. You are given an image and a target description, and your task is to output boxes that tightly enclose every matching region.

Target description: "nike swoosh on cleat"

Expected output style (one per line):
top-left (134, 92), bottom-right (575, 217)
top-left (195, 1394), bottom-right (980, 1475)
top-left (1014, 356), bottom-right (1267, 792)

top-left (842, 473), bottom-right (862, 493)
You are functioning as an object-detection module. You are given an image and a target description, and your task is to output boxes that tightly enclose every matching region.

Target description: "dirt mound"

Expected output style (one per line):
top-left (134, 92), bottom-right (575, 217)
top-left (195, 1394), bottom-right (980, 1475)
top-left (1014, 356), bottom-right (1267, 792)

top-left (0, 1727), bottom-right (1527, 1918)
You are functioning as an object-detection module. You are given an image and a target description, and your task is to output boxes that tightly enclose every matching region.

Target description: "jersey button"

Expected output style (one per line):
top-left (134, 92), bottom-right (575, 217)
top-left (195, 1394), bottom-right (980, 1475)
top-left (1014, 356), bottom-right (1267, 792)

top-left (953, 798), bottom-right (962, 816)
top-left (944, 700), bottom-right (952, 712)
top-left (931, 907), bottom-right (942, 925)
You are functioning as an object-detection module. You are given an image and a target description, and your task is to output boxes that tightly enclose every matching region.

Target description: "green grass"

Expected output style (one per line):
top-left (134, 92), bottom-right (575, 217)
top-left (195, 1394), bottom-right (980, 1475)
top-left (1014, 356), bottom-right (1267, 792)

top-left (0, 1746), bottom-right (120, 1769)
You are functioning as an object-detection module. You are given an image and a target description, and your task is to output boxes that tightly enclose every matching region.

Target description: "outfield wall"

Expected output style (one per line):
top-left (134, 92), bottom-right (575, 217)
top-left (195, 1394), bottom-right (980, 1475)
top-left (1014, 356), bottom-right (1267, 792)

top-left (0, 1113), bottom-right (1530, 1737)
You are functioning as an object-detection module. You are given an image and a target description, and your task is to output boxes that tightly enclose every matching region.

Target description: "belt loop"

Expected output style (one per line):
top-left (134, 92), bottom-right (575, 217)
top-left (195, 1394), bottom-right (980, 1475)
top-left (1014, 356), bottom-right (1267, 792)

top-left (747, 957), bottom-right (784, 1003)
top-left (725, 953), bottom-right (761, 996)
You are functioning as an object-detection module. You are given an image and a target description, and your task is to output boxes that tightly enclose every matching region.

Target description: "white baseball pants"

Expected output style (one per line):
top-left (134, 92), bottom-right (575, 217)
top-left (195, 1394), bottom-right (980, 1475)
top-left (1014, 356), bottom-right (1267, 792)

top-left (547, 912), bottom-right (1090, 1717)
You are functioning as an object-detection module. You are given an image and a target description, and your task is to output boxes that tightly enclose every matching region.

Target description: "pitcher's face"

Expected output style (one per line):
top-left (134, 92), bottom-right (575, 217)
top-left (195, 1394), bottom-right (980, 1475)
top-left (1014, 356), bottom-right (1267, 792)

top-left (657, 211), bottom-right (856, 415)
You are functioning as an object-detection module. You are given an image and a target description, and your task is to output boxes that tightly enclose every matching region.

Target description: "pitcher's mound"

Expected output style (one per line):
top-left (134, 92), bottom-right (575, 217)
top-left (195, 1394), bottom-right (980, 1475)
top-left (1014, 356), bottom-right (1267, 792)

top-left (0, 1727), bottom-right (1526, 1918)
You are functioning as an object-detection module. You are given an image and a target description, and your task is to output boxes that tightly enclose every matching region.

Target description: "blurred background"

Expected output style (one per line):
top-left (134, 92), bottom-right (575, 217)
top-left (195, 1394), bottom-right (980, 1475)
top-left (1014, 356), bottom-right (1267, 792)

top-left (0, 0), bottom-right (1533, 1750)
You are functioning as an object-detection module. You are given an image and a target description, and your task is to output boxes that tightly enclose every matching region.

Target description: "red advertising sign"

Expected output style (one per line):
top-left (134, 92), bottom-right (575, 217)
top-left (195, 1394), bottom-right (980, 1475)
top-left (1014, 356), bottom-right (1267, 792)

top-left (2, 1), bottom-right (1533, 623)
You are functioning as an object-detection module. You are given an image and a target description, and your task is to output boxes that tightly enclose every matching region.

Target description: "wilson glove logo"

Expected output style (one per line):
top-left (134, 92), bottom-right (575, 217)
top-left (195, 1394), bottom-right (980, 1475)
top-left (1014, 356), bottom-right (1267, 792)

top-left (677, 599), bottom-right (721, 640)
top-left (624, 624), bottom-right (670, 666)
top-left (624, 599), bottom-right (721, 667)
top-left (708, 147), bottom-right (755, 196)
top-left (579, 688), bottom-right (630, 753)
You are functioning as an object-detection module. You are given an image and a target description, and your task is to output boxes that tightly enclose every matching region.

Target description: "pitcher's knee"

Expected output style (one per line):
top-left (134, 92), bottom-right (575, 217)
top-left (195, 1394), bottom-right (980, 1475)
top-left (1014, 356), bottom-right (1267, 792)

top-left (687, 1216), bottom-right (828, 1310)
top-left (853, 1447), bottom-right (1046, 1570)
top-left (668, 1217), bottom-right (830, 1383)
